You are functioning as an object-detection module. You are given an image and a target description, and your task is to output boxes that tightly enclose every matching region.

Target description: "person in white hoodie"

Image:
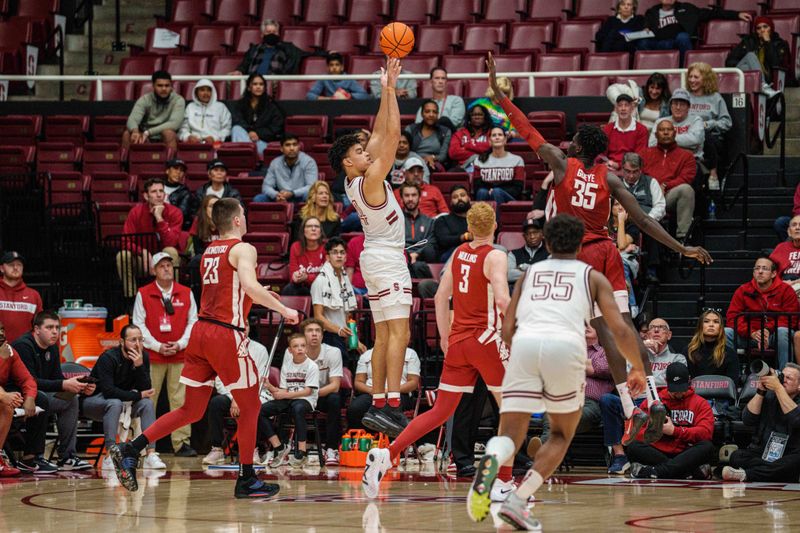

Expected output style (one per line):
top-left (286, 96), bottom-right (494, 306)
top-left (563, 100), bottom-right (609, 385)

top-left (179, 79), bottom-right (232, 144)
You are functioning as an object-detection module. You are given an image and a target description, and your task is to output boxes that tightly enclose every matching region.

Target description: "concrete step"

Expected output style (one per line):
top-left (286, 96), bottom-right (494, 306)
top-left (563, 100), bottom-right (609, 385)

top-left (763, 138), bottom-right (800, 156)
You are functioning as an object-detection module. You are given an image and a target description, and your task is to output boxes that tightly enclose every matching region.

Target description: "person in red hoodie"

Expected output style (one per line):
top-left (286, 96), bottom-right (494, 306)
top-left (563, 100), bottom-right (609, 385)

top-left (641, 119), bottom-right (697, 240)
top-left (0, 251), bottom-right (43, 344)
top-left (117, 177), bottom-right (187, 298)
top-left (627, 362), bottom-right (715, 479)
top-left (725, 255), bottom-right (800, 369)
top-left (770, 214), bottom-right (800, 286)
top-left (448, 104), bottom-right (492, 172)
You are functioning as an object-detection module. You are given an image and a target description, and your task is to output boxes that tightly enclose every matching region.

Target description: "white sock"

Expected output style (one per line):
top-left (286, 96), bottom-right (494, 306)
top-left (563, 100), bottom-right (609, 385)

top-left (485, 436), bottom-right (516, 466)
top-left (515, 469), bottom-right (544, 500)
top-left (645, 375), bottom-right (661, 404)
top-left (616, 383), bottom-right (635, 419)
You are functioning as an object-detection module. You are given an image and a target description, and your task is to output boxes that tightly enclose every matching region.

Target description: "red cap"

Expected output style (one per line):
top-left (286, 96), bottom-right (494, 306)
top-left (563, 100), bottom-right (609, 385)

top-left (754, 16), bottom-right (774, 32)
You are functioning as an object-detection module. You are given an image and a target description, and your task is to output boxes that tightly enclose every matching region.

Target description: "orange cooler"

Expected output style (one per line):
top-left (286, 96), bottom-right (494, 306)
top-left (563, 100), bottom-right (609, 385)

top-left (59, 305), bottom-right (108, 367)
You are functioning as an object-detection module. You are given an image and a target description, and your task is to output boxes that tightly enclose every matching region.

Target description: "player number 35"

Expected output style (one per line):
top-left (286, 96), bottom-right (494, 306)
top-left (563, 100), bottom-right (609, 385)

top-left (570, 180), bottom-right (598, 210)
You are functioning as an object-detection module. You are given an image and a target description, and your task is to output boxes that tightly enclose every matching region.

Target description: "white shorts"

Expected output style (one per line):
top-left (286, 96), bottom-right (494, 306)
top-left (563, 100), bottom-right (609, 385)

top-left (360, 247), bottom-right (412, 323)
top-left (501, 335), bottom-right (586, 415)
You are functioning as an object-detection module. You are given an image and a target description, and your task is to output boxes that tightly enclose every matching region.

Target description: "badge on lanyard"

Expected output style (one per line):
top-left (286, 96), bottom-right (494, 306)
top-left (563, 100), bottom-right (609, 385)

top-left (762, 431), bottom-right (788, 463)
top-left (159, 314), bottom-right (172, 332)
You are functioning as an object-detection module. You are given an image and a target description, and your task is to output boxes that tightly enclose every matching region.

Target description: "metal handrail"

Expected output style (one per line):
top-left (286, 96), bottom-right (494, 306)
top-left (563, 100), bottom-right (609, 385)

top-left (764, 91), bottom-right (786, 186)
top-left (0, 67), bottom-right (748, 101)
top-left (45, 25), bottom-right (65, 100)
top-left (74, 0), bottom-right (96, 74)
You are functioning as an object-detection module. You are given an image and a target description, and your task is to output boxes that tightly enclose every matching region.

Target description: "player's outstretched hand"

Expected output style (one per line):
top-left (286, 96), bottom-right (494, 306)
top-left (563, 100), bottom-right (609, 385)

top-left (282, 307), bottom-right (300, 325)
top-left (627, 368), bottom-right (646, 397)
top-left (485, 51), bottom-right (501, 97)
top-left (382, 57), bottom-right (402, 89)
top-left (682, 245), bottom-right (713, 265)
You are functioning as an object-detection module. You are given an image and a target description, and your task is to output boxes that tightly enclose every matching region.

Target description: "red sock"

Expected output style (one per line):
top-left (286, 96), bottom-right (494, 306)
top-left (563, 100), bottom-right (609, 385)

top-left (499, 465), bottom-right (513, 482)
top-left (373, 395), bottom-right (386, 408)
top-left (387, 397), bottom-right (400, 408)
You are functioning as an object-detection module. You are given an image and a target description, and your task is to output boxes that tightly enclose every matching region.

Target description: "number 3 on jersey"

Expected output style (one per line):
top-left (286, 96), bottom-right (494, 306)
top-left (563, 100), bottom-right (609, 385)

top-left (458, 264), bottom-right (470, 293)
top-left (571, 180), bottom-right (598, 209)
top-left (202, 256), bottom-right (220, 285)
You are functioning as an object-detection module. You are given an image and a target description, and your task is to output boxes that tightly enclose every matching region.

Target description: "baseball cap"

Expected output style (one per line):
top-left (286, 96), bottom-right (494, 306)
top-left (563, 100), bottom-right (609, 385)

top-left (165, 158), bottom-right (187, 170)
top-left (0, 251), bottom-right (24, 265)
top-left (207, 159), bottom-right (227, 171)
top-left (666, 362), bottom-right (690, 393)
top-left (670, 88), bottom-right (691, 104)
top-left (401, 156), bottom-right (425, 171)
top-left (150, 252), bottom-right (174, 269)
top-left (522, 217), bottom-right (544, 231)
top-left (616, 93), bottom-right (635, 103)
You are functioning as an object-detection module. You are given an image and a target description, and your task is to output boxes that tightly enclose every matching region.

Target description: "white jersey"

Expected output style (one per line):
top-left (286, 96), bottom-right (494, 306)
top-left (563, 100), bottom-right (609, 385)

top-left (515, 258), bottom-right (594, 347)
top-left (345, 175), bottom-right (405, 250)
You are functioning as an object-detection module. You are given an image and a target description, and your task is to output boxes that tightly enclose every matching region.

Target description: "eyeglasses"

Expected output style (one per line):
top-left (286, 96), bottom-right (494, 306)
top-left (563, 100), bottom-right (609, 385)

top-left (649, 325), bottom-right (670, 332)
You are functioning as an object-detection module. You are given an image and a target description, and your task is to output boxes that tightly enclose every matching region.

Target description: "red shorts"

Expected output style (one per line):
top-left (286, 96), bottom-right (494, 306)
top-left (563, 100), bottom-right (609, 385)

top-left (179, 320), bottom-right (259, 391)
top-left (578, 238), bottom-right (627, 293)
top-left (439, 336), bottom-right (508, 394)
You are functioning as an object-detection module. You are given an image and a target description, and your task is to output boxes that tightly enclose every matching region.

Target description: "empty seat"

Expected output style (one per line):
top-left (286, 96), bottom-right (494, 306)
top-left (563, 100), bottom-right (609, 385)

top-left (528, 0), bottom-right (570, 21)
top-left (585, 52), bottom-right (630, 70)
top-left (436, 0), bottom-right (480, 23)
top-left (0, 115), bottom-right (42, 145)
top-left (527, 111), bottom-right (566, 143)
top-left (720, 0), bottom-right (762, 12)
top-left (517, 77), bottom-right (559, 97)
top-left (88, 172), bottom-right (133, 203)
top-left (553, 20), bottom-right (602, 52)
top-left (257, 0), bottom-right (301, 26)
top-left (37, 142), bottom-right (82, 173)
top-left (498, 202), bottom-right (531, 229)
top-left (216, 143), bottom-right (259, 174)
top-left (483, 0), bottom-right (529, 22)
top-left (128, 144), bottom-right (173, 175)
top-left (177, 143), bottom-right (215, 174)
top-left (493, 54), bottom-right (534, 73)
top-left (395, 55), bottom-right (439, 76)
top-left (701, 20), bottom-right (751, 48)
top-left (46, 172), bottom-right (87, 205)
top-left (430, 172), bottom-right (470, 195)
top-left (301, 0), bottom-right (345, 24)
top-left (633, 50), bottom-right (680, 70)
top-left (285, 115), bottom-right (329, 146)
top-left (442, 54), bottom-right (486, 74)
top-left (91, 80), bottom-right (134, 101)
top-left (571, 0), bottom-right (615, 20)
top-left (576, 112), bottom-right (612, 128)
top-left (332, 115), bottom-right (374, 134)
top-left (164, 56), bottom-right (210, 76)
top-left (0, 145), bottom-right (35, 173)
top-left (228, 174), bottom-right (263, 201)
top-left (96, 201), bottom-right (135, 238)
top-left (248, 202), bottom-right (294, 232)
top-left (119, 56), bottom-right (163, 76)
top-left (392, 0), bottom-right (436, 24)
top-left (83, 142), bottom-right (125, 173)
top-left (274, 80), bottom-right (313, 100)
top-left (563, 76), bottom-right (610, 96)
top-left (508, 22), bottom-right (554, 53)
top-left (281, 26), bottom-right (325, 50)
top-left (717, 70), bottom-right (761, 93)
top-left (462, 23), bottom-right (507, 53)
top-left (0, 19), bottom-right (32, 75)
top-left (349, 55), bottom-right (386, 75)
top-left (768, 0), bottom-right (800, 13)
top-left (234, 27), bottom-right (263, 54)
top-left (92, 116), bottom-right (128, 143)
top-left (345, 0), bottom-right (390, 24)
top-left (324, 26), bottom-right (369, 55)
top-left (45, 115), bottom-right (90, 144)
top-left (684, 49), bottom-right (730, 68)
top-left (536, 52), bottom-right (582, 72)
top-left (300, 56), bottom-right (330, 75)
top-left (186, 26), bottom-right (235, 55)
top-left (416, 25), bottom-right (461, 54)
top-left (213, 0), bottom-right (258, 25)
top-left (242, 232), bottom-right (289, 264)
top-left (209, 55), bottom-right (244, 75)
top-left (131, 25), bottom-right (190, 55)
top-left (164, 0), bottom-right (212, 25)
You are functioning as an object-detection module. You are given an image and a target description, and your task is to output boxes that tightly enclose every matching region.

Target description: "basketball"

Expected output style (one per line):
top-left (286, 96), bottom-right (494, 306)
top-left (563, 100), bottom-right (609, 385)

top-left (379, 22), bottom-right (415, 58)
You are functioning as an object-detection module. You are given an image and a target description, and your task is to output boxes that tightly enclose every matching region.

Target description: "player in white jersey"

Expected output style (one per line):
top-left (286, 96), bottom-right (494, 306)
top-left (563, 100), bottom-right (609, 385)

top-left (467, 214), bottom-right (646, 530)
top-left (327, 58), bottom-right (411, 437)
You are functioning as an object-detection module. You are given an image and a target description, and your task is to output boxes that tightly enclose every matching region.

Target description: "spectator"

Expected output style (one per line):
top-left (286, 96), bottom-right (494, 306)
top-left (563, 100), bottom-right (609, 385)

top-left (132, 252), bottom-right (198, 458)
top-left (448, 105), bottom-right (492, 172)
top-left (434, 185), bottom-right (472, 262)
top-left (638, 0), bottom-right (752, 60)
top-left (230, 74), bottom-right (285, 154)
top-left (684, 309), bottom-right (740, 382)
top-left (619, 152), bottom-right (667, 223)
top-left (123, 70), bottom-right (184, 151)
top-left (468, 77), bottom-right (516, 138)
top-left (187, 195), bottom-right (219, 303)
top-left (723, 363), bottom-right (800, 482)
top-left (686, 62), bottom-right (732, 190)
top-left (415, 67), bottom-right (465, 131)
top-left (399, 182), bottom-right (438, 271)
top-left (178, 79), bottom-right (231, 145)
top-left (726, 16), bottom-right (789, 98)
top-left (641, 120), bottom-right (696, 240)
top-left (638, 73), bottom-right (671, 131)
top-left (299, 181), bottom-right (341, 239)
top-left (345, 234), bottom-right (367, 296)
top-left (253, 133), bottom-right (318, 203)
top-left (310, 237), bottom-right (361, 358)
top-left (232, 19), bottom-right (319, 76)
top-left (296, 318), bottom-right (344, 466)
top-left (596, 0), bottom-right (646, 53)
top-left (771, 215), bottom-right (800, 288)
top-left (649, 89), bottom-right (705, 161)
top-left (628, 362), bottom-right (715, 479)
top-left (406, 100), bottom-right (452, 171)
top-left (284, 217), bottom-right (327, 296)
top-left (0, 324), bottom-right (22, 477)
top-left (600, 317), bottom-right (687, 474)
top-left (725, 255), bottom-right (799, 369)
top-left (163, 158), bottom-right (195, 231)
top-left (12, 311), bottom-right (94, 471)
top-left (84, 325), bottom-right (165, 471)
top-left (473, 126), bottom-right (525, 205)
top-left (203, 321), bottom-right (269, 466)
top-left (0, 251), bottom-right (42, 344)
top-left (603, 94), bottom-right (649, 170)
top-left (195, 159), bottom-right (242, 203)
top-left (0, 320), bottom-right (55, 474)
top-left (117, 178), bottom-right (186, 298)
top-left (507, 217), bottom-right (548, 284)
top-left (370, 68), bottom-right (416, 98)
top-left (388, 131), bottom-right (430, 188)
top-left (347, 347), bottom-right (420, 430)
top-left (306, 53), bottom-right (369, 101)
top-left (774, 186), bottom-right (800, 242)
top-left (610, 200), bottom-right (640, 314)
top-left (392, 157), bottom-right (449, 218)
top-left (262, 334), bottom-right (319, 468)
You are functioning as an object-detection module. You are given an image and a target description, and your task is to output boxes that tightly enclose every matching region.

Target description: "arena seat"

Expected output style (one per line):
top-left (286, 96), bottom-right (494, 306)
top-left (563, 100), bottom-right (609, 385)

top-left (164, 56), bottom-right (210, 76)
top-left (517, 77), bottom-right (559, 97)
top-left (332, 115), bottom-right (375, 134)
top-left (720, 0), bottom-right (762, 12)
top-left (416, 25), bottom-right (461, 54)
top-left (248, 202), bottom-right (294, 233)
top-left (91, 116), bottom-right (128, 143)
top-left (430, 172), bottom-right (470, 195)
top-left (87, 172), bottom-right (134, 203)
top-left (130, 26), bottom-right (190, 56)
top-left (349, 55), bottom-right (386, 76)
top-left (684, 49), bottom-right (730, 68)
top-left (563, 76), bottom-right (609, 96)
top-left (228, 174), bottom-right (263, 202)
top-left (44, 115), bottom-right (89, 145)
top-left (185, 26), bottom-right (235, 55)
top-left (344, 0), bottom-right (390, 24)
top-left (0, 19), bottom-right (32, 75)
top-left (700, 19), bottom-right (751, 49)
top-left (551, 20), bottom-right (601, 54)
top-left (300, 56), bottom-right (329, 75)
top-left (585, 52), bottom-right (630, 71)
top-left (257, 0), bottom-right (301, 26)
top-left (233, 27), bottom-right (263, 54)
top-left (527, 111), bottom-right (566, 142)
top-left (435, 0), bottom-right (481, 23)
top-left (324, 26), bottom-right (369, 55)
top-left (82, 143), bottom-right (125, 173)
top-left (96, 201), bottom-right (135, 238)
top-left (0, 145), bottom-right (36, 173)
top-left (391, 0), bottom-right (436, 24)
top-left (508, 22), bottom-right (553, 53)
top-left (497, 231), bottom-right (525, 251)
top-left (576, 111), bottom-right (612, 128)
top-left (243, 231), bottom-right (290, 265)
top-left (128, 144), bottom-right (173, 175)
top-left (300, 0), bottom-right (346, 25)
top-left (461, 23), bottom-right (507, 53)
top-left (528, 0), bottom-right (570, 22)
top-left (45, 172), bottom-right (87, 205)
top-left (281, 26), bottom-right (325, 50)
top-left (493, 54), bottom-right (534, 73)
top-left (633, 50), bottom-right (680, 70)
top-left (464, 78), bottom-right (498, 98)
top-left (90, 80), bottom-right (134, 101)
top-left (161, 0), bottom-right (212, 25)
top-left (212, 0), bottom-right (258, 26)
top-left (275, 80), bottom-right (313, 100)
top-left (0, 115), bottom-right (42, 145)
top-left (498, 201), bottom-right (531, 230)
top-left (442, 54), bottom-right (485, 74)
top-left (285, 115), bottom-right (329, 146)
top-left (571, 0), bottom-right (615, 20)
top-left (176, 143), bottom-right (215, 174)
top-left (217, 143), bottom-right (259, 174)
top-left (767, 0), bottom-right (800, 13)
top-left (506, 144), bottom-right (541, 165)
top-left (395, 54), bottom-right (439, 76)
top-left (536, 52), bottom-right (582, 72)
top-left (36, 142), bottom-right (82, 173)
top-left (119, 56), bottom-right (164, 76)
top-left (483, 0), bottom-right (529, 22)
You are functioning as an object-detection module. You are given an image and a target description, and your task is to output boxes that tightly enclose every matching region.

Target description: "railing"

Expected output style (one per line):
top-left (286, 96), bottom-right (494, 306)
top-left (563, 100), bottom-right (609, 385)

top-left (764, 91), bottom-right (786, 186)
top-left (0, 67), bottom-right (748, 101)
top-left (46, 24), bottom-right (65, 100)
top-left (112, 0), bottom-right (125, 52)
top-left (74, 0), bottom-right (96, 74)
top-left (719, 151), bottom-right (750, 248)
top-left (730, 311), bottom-right (800, 366)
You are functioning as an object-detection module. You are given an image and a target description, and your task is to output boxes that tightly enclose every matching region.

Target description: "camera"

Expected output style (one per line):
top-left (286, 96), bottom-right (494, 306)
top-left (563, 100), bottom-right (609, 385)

top-left (750, 359), bottom-right (784, 384)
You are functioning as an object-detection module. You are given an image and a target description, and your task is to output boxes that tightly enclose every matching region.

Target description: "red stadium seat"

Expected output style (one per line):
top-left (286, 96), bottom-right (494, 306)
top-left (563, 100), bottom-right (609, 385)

top-left (164, 0), bottom-right (212, 25)
top-left (300, 56), bottom-right (329, 75)
top-left (177, 143), bottom-right (215, 174)
top-left (553, 20), bottom-right (601, 53)
top-left (257, 0), bottom-right (301, 27)
top-left (497, 231), bottom-right (525, 251)
top-left (92, 116), bottom-right (128, 143)
top-left (528, 0), bottom-right (570, 22)
top-left (506, 144), bottom-right (542, 165)
top-left (701, 20), bottom-right (751, 48)
top-left (0, 145), bottom-right (35, 173)
top-left (633, 50), bottom-right (680, 70)
top-left (234, 27), bottom-right (263, 54)
top-left (716, 70), bottom-right (760, 93)
top-left (435, 0), bottom-right (480, 23)
top-left (0, 115), bottom-right (41, 145)
top-left (332, 115), bottom-right (375, 134)
top-left (517, 77), bottom-right (559, 97)
top-left (527, 111), bottom-right (566, 143)
top-left (91, 80), bottom-right (133, 101)
top-left (131, 25), bottom-right (190, 55)
top-left (498, 201), bottom-right (531, 230)
top-left (493, 54), bottom-right (534, 73)
top-left (285, 115), bottom-right (329, 146)
top-left (483, 0), bottom-right (529, 22)
top-left (430, 172), bottom-right (470, 196)
top-left (442, 54), bottom-right (486, 74)
top-left (345, 0), bottom-right (390, 24)
top-left (395, 55), bottom-right (439, 76)
top-left (183, 173), bottom-right (209, 193)
top-left (585, 52), bottom-right (630, 71)
top-left (324, 26), bottom-right (369, 55)
top-left (164, 56), bottom-right (210, 76)
top-left (771, 15), bottom-right (799, 46)
top-left (186, 26), bottom-right (235, 55)
top-left (217, 143), bottom-right (259, 174)
top-left (349, 55), bottom-right (386, 75)
top-left (282, 26), bottom-right (325, 50)
top-left (119, 56), bottom-right (163, 76)
top-left (128, 144), bottom-right (173, 175)
top-left (391, 0), bottom-right (436, 24)
top-left (420, 79), bottom-right (464, 98)
top-left (571, 0), bottom-right (615, 20)
top-left (684, 49), bottom-right (730, 68)
top-left (416, 25), bottom-right (461, 54)
top-left (96, 201), bottom-right (135, 238)
top-left (228, 175), bottom-right (264, 205)
top-left (300, 0), bottom-right (346, 25)
top-left (88, 172), bottom-right (133, 203)
top-left (464, 78), bottom-right (506, 98)
top-left (247, 202), bottom-right (294, 232)
top-left (536, 52), bottom-right (582, 72)
top-left (46, 172), bottom-right (87, 205)
top-left (462, 23), bottom-right (507, 53)
top-left (243, 232), bottom-right (289, 264)
top-left (83, 143), bottom-right (125, 173)
top-left (508, 22), bottom-right (554, 53)
top-left (275, 81), bottom-right (313, 100)
top-left (45, 115), bottom-right (89, 145)
top-left (209, 55), bottom-right (244, 74)
top-left (213, 0), bottom-right (258, 25)
top-left (768, 0), bottom-right (800, 13)
top-left (36, 142), bottom-right (81, 173)
top-left (0, 19), bottom-right (31, 75)
top-left (720, 0), bottom-right (762, 13)
top-left (576, 112), bottom-right (612, 128)
top-left (563, 76), bottom-right (610, 96)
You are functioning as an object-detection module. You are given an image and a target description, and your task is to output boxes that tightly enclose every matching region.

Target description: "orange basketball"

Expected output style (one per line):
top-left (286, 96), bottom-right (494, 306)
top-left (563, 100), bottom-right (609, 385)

top-left (379, 22), bottom-right (415, 58)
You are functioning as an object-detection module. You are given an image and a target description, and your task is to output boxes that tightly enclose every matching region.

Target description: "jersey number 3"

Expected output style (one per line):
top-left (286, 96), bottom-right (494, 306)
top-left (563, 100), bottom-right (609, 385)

top-left (570, 180), bottom-right (598, 209)
top-left (202, 256), bottom-right (220, 285)
top-left (458, 264), bottom-right (470, 293)
top-left (530, 271), bottom-right (574, 301)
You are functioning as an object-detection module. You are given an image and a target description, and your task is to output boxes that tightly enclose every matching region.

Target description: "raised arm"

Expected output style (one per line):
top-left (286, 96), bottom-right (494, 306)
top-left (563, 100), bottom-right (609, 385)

top-left (486, 52), bottom-right (567, 179)
top-left (608, 172), bottom-right (712, 265)
top-left (363, 58), bottom-right (402, 189)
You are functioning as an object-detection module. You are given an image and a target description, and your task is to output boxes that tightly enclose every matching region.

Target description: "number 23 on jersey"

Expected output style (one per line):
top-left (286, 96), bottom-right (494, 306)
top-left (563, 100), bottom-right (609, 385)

top-left (202, 256), bottom-right (220, 285)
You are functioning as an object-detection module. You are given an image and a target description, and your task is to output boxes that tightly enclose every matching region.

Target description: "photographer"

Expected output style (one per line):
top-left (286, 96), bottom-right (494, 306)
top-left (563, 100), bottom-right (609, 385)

top-left (84, 325), bottom-right (165, 470)
top-left (723, 363), bottom-right (800, 482)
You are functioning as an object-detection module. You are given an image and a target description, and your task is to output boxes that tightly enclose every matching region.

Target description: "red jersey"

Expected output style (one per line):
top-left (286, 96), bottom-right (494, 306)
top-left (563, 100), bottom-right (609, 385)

top-left (548, 158), bottom-right (612, 244)
top-left (449, 243), bottom-right (501, 345)
top-left (198, 238), bottom-right (252, 329)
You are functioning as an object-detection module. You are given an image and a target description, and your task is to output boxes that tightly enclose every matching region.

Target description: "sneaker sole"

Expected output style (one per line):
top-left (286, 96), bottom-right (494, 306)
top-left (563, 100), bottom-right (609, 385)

top-left (467, 455), bottom-right (498, 523)
top-left (362, 451), bottom-right (390, 500)
top-left (621, 414), bottom-right (649, 446)
top-left (498, 507), bottom-right (541, 532)
top-left (109, 446), bottom-right (139, 492)
top-left (644, 407), bottom-right (666, 444)
top-left (363, 412), bottom-right (404, 438)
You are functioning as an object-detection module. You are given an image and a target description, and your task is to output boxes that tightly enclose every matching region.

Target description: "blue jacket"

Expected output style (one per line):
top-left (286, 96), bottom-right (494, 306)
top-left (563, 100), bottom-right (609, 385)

top-left (306, 77), bottom-right (369, 100)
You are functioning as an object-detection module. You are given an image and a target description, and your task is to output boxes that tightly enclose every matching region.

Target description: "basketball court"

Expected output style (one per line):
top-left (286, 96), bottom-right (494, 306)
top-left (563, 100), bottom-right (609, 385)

top-left (1, 458), bottom-right (798, 532)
